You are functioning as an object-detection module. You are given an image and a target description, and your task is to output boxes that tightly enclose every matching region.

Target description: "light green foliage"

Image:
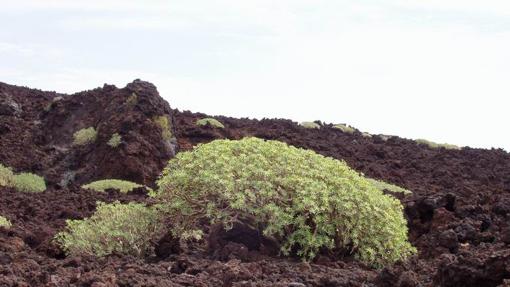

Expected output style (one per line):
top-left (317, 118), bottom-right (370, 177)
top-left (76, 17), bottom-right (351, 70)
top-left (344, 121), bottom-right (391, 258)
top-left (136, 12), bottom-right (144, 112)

top-left (362, 132), bottom-right (372, 138)
top-left (0, 164), bottom-right (46, 193)
top-left (107, 133), bottom-right (122, 148)
top-left (0, 216), bottom-right (11, 228)
top-left (153, 116), bottom-right (173, 140)
top-left (126, 92), bottom-right (138, 107)
top-left (300, 121), bottom-right (320, 129)
top-left (441, 143), bottom-right (461, 150)
top-left (55, 201), bottom-right (164, 257)
top-left (82, 179), bottom-right (142, 193)
top-left (416, 139), bottom-right (461, 150)
top-left (367, 178), bottom-right (412, 195)
top-left (156, 137), bottom-right (416, 266)
top-left (196, 118), bottom-right (225, 129)
top-left (73, 127), bottom-right (97, 146)
top-left (12, 172), bottom-right (46, 193)
top-left (333, 124), bottom-right (355, 134)
top-left (0, 164), bottom-right (14, 187)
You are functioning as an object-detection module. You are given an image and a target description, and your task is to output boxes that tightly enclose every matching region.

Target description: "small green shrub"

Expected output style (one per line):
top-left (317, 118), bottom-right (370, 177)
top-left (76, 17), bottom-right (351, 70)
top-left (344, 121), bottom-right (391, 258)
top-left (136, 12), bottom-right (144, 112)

top-left (299, 121), bottom-right (320, 129)
top-left (367, 178), bottom-right (411, 195)
top-left (196, 118), bottom-right (225, 129)
top-left (333, 124), bottom-right (355, 134)
top-left (362, 132), bottom-right (372, 138)
top-left (107, 133), bottom-right (122, 148)
top-left (1, 164), bottom-right (46, 193)
top-left (73, 127), bottom-right (97, 146)
top-left (55, 201), bottom-right (164, 257)
top-left (126, 92), bottom-right (138, 107)
top-left (156, 137), bottom-right (415, 266)
top-left (82, 179), bottom-right (143, 193)
top-left (416, 139), bottom-right (461, 150)
top-left (0, 164), bottom-right (14, 187)
top-left (0, 216), bottom-right (11, 228)
top-left (441, 143), bottom-right (461, 150)
top-left (12, 172), bottom-right (46, 193)
top-left (153, 116), bottom-right (173, 140)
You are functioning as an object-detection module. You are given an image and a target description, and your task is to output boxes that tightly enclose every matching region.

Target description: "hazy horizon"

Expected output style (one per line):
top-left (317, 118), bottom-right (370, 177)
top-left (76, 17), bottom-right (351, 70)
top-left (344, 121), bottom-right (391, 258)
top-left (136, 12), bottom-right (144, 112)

top-left (1, 1), bottom-right (509, 151)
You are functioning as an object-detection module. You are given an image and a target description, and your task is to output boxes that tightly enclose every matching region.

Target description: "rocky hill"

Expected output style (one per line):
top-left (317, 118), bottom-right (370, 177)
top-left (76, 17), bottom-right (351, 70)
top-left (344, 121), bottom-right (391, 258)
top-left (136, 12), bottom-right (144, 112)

top-left (1, 80), bottom-right (510, 286)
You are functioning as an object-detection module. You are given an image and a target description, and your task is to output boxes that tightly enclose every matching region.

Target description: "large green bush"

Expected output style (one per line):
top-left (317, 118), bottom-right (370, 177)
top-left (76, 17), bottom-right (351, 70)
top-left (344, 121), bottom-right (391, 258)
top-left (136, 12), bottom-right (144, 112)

top-left (156, 137), bottom-right (415, 266)
top-left (82, 179), bottom-right (142, 193)
top-left (73, 127), bottom-right (97, 146)
top-left (367, 178), bottom-right (411, 195)
top-left (55, 201), bottom-right (164, 257)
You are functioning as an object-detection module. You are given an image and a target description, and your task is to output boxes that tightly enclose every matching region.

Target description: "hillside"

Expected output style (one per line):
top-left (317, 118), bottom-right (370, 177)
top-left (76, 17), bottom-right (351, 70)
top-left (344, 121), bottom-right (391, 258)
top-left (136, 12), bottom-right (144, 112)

top-left (1, 80), bottom-right (510, 286)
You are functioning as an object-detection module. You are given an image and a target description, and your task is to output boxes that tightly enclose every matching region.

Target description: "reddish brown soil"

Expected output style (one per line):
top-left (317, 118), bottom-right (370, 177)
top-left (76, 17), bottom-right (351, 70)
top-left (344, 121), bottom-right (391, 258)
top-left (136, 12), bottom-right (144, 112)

top-left (1, 81), bottom-right (510, 286)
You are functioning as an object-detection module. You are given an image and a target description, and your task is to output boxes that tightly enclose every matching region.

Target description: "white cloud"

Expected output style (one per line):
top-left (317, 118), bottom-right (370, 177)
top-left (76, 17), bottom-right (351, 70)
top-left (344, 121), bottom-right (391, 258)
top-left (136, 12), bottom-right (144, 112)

top-left (2, 1), bottom-right (510, 151)
top-left (0, 42), bottom-right (36, 57)
top-left (389, 0), bottom-right (510, 15)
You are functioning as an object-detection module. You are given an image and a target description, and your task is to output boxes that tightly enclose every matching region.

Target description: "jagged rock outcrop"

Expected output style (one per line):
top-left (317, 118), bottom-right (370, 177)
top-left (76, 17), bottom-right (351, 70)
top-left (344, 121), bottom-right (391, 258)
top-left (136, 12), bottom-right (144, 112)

top-left (0, 80), bottom-right (178, 187)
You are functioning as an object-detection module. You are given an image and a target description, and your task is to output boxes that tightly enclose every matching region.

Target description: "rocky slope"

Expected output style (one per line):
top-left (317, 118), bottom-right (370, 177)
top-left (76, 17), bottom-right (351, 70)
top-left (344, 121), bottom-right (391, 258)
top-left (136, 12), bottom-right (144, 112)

top-left (0, 80), bottom-right (177, 188)
top-left (1, 80), bottom-right (510, 286)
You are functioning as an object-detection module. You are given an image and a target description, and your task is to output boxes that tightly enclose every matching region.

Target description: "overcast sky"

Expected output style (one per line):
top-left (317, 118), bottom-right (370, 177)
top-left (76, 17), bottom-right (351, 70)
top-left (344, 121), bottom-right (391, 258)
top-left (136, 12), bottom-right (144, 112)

top-left (1, 1), bottom-right (509, 151)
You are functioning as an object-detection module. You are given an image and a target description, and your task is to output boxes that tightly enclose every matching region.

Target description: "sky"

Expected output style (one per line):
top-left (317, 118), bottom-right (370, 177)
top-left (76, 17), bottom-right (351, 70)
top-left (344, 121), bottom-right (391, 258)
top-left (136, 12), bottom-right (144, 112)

top-left (1, 1), bottom-right (509, 151)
